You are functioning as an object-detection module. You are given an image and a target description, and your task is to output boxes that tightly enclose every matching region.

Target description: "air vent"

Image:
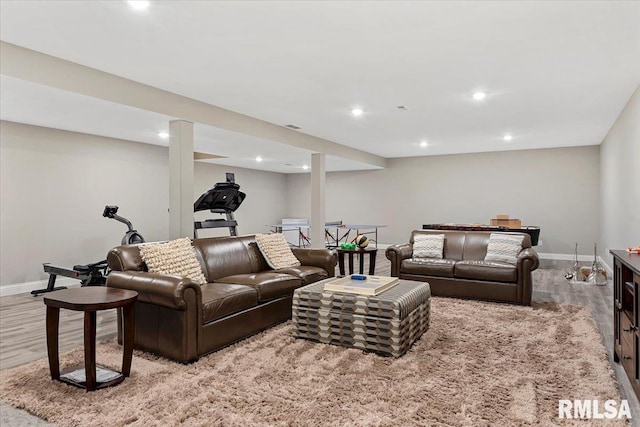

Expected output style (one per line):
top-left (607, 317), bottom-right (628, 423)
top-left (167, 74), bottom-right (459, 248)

top-left (285, 124), bottom-right (301, 130)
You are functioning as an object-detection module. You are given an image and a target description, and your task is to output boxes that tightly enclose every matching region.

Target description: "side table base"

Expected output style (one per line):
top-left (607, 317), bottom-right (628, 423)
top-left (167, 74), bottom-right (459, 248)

top-left (59, 365), bottom-right (125, 391)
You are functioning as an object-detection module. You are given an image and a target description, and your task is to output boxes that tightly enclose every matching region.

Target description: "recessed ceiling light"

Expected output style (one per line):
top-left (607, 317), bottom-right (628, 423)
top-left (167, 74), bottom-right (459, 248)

top-left (127, 1), bottom-right (150, 10)
top-left (255, 156), bottom-right (263, 162)
top-left (503, 134), bottom-right (513, 141)
top-left (472, 92), bottom-right (486, 101)
top-left (158, 131), bottom-right (169, 139)
top-left (302, 165), bottom-right (309, 170)
top-left (351, 108), bottom-right (364, 117)
top-left (420, 141), bottom-right (428, 148)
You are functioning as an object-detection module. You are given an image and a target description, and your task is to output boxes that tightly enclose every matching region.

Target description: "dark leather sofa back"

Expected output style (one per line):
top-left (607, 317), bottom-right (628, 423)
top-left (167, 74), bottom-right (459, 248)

top-left (107, 235), bottom-right (273, 283)
top-left (107, 244), bottom-right (146, 272)
top-left (410, 229), bottom-right (532, 261)
top-left (192, 235), bottom-right (268, 282)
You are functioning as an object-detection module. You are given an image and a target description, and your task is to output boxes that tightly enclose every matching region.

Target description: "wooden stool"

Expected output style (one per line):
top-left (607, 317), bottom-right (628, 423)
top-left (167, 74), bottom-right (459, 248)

top-left (337, 248), bottom-right (378, 275)
top-left (44, 287), bottom-right (138, 391)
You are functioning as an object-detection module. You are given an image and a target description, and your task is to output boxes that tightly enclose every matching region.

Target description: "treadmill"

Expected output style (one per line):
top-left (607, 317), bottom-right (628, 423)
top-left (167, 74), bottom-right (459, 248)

top-left (193, 173), bottom-right (246, 238)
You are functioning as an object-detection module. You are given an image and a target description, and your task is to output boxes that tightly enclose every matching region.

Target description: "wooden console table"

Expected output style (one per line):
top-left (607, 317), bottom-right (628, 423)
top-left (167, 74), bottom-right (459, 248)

top-left (612, 250), bottom-right (640, 398)
top-left (422, 223), bottom-right (541, 246)
top-left (44, 287), bottom-right (138, 391)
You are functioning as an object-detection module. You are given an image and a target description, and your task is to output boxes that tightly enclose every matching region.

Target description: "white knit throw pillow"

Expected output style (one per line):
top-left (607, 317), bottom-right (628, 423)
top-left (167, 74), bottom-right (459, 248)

top-left (484, 233), bottom-right (523, 265)
top-left (255, 233), bottom-right (301, 269)
top-left (413, 234), bottom-right (445, 259)
top-left (140, 237), bottom-right (206, 284)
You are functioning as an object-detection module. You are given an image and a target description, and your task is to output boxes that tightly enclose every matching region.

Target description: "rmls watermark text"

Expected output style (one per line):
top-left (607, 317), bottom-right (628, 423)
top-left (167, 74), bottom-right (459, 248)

top-left (559, 400), bottom-right (631, 419)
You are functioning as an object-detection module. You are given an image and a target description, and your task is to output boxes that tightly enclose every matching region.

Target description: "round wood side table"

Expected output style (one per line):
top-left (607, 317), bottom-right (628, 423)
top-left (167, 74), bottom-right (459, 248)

top-left (337, 247), bottom-right (378, 275)
top-left (44, 287), bottom-right (138, 391)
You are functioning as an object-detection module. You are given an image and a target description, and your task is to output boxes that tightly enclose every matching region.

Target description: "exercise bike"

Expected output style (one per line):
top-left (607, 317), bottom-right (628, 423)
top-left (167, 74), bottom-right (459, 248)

top-left (32, 206), bottom-right (145, 296)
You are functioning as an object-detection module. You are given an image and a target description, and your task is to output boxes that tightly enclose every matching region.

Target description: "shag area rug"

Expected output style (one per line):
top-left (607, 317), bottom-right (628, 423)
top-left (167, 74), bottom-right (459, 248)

top-left (0, 298), bottom-right (624, 426)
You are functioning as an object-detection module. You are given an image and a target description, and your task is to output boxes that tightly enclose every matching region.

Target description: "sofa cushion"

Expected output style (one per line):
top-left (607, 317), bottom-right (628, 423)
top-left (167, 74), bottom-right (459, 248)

top-left (255, 233), bottom-right (301, 269)
top-left (140, 238), bottom-right (207, 284)
top-left (484, 233), bottom-right (523, 265)
top-left (200, 283), bottom-right (258, 324)
top-left (274, 266), bottom-right (328, 285)
top-left (217, 272), bottom-right (302, 302)
top-left (455, 260), bottom-right (517, 283)
top-left (412, 230), bottom-right (465, 260)
top-left (400, 258), bottom-right (455, 277)
top-left (413, 234), bottom-right (445, 259)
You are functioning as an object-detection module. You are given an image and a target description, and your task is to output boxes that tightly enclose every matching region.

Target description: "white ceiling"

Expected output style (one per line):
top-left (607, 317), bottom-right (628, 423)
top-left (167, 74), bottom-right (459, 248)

top-left (1, 1), bottom-right (639, 171)
top-left (0, 76), bottom-right (378, 173)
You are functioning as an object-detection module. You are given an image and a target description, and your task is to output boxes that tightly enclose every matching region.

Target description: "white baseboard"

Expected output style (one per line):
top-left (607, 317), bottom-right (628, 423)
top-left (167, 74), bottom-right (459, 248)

top-left (0, 278), bottom-right (80, 297)
top-left (537, 253), bottom-right (593, 262)
top-left (598, 256), bottom-right (613, 277)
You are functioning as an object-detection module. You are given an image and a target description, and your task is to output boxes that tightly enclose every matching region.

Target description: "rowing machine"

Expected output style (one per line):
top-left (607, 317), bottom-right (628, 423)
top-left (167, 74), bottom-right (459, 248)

top-left (32, 206), bottom-right (145, 296)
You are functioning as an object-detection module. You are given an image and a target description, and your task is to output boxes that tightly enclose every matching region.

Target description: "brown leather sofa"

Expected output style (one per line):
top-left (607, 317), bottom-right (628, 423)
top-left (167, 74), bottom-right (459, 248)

top-left (106, 235), bottom-right (337, 363)
top-left (385, 230), bottom-right (539, 305)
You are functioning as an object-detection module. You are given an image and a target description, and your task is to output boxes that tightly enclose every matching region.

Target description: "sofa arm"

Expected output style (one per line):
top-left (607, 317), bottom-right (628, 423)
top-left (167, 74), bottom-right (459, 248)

top-left (516, 247), bottom-right (539, 305)
top-left (385, 244), bottom-right (412, 277)
top-left (107, 271), bottom-right (202, 310)
top-left (517, 248), bottom-right (539, 272)
top-left (292, 248), bottom-right (338, 276)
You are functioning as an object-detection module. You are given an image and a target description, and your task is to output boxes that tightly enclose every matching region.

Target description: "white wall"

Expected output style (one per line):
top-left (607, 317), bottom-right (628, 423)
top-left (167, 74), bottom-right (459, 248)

top-left (600, 85), bottom-right (640, 264)
top-left (286, 146), bottom-right (601, 255)
top-left (0, 121), bottom-right (287, 288)
top-left (0, 118), bottom-right (615, 290)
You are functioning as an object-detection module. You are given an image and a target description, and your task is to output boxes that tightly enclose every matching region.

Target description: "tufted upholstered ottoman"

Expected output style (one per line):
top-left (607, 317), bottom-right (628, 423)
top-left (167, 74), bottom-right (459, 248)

top-left (292, 279), bottom-right (430, 357)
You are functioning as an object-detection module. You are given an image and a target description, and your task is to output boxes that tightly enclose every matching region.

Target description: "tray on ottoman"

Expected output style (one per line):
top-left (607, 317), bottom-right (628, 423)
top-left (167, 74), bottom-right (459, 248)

top-left (292, 278), bottom-right (431, 357)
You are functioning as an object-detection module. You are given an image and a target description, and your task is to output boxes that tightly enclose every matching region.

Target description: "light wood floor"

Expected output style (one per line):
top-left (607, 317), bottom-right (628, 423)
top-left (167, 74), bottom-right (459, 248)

top-left (533, 259), bottom-right (640, 426)
top-left (1, 256), bottom-right (638, 425)
top-left (0, 294), bottom-right (117, 371)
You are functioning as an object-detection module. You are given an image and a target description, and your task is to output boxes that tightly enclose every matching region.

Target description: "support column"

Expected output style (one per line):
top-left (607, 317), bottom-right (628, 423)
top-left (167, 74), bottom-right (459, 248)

top-left (310, 153), bottom-right (326, 249)
top-left (169, 120), bottom-right (194, 239)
